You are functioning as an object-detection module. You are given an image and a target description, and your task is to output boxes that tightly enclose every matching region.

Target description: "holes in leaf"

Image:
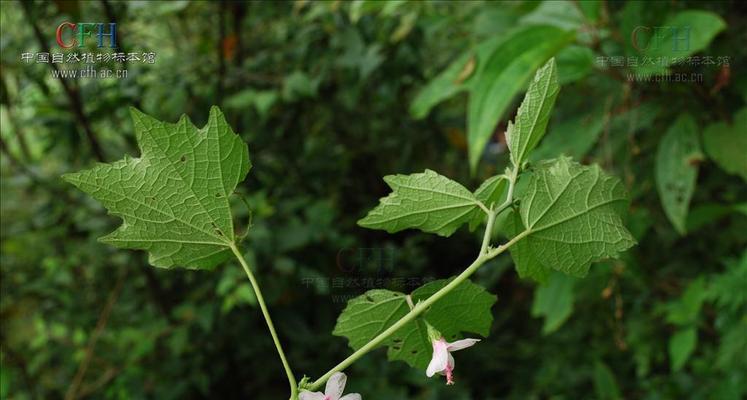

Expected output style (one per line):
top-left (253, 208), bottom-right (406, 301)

top-left (180, 155), bottom-right (187, 162)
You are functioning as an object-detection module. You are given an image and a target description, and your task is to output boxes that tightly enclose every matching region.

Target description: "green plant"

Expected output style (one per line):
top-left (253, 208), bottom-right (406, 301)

top-left (63, 58), bottom-right (635, 399)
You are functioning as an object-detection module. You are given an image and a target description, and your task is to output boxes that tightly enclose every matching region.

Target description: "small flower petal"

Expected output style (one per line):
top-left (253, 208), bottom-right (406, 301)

top-left (299, 391), bottom-right (326, 400)
top-left (339, 394), bottom-right (362, 400)
top-left (325, 372), bottom-right (347, 400)
top-left (426, 340), bottom-right (449, 377)
top-left (446, 338), bottom-right (480, 352)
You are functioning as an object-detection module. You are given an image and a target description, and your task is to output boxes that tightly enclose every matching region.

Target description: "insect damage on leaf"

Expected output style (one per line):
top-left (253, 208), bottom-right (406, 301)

top-left (63, 106), bottom-right (250, 269)
top-left (655, 114), bottom-right (702, 235)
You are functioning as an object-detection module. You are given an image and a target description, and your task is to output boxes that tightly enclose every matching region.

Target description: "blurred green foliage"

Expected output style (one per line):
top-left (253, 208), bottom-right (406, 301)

top-left (1, 1), bottom-right (745, 399)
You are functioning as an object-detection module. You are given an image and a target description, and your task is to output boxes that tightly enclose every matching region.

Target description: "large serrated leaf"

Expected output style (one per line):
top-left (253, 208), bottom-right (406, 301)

top-left (332, 278), bottom-right (496, 370)
top-left (655, 114), bottom-right (702, 235)
top-left (63, 107), bottom-right (250, 269)
top-left (358, 169), bottom-right (481, 237)
top-left (506, 58), bottom-right (560, 167)
top-left (511, 157), bottom-right (636, 277)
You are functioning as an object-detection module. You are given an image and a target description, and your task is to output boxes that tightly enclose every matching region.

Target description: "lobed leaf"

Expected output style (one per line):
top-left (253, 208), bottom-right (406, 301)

top-left (510, 157), bottom-right (636, 278)
top-left (333, 278), bottom-right (496, 370)
top-left (358, 170), bottom-right (482, 237)
top-left (63, 107), bottom-right (250, 269)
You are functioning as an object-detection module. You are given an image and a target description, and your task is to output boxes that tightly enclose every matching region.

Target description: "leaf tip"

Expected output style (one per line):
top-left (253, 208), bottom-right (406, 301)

top-left (60, 172), bottom-right (77, 184)
top-left (128, 106), bottom-right (147, 121)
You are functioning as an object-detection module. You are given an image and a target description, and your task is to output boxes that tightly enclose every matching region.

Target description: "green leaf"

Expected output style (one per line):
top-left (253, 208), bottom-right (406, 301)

top-left (505, 210), bottom-right (550, 283)
top-left (531, 271), bottom-right (575, 334)
top-left (358, 170), bottom-right (482, 237)
top-left (519, 0), bottom-right (585, 31)
top-left (686, 203), bottom-right (735, 232)
top-left (655, 114), bottom-right (702, 235)
top-left (466, 25), bottom-right (573, 171)
top-left (332, 289), bottom-right (410, 351)
top-left (669, 327), bottom-right (697, 371)
top-left (593, 361), bottom-right (622, 400)
top-left (555, 45), bottom-right (595, 84)
top-left (409, 35), bottom-right (504, 119)
top-left (468, 175), bottom-right (508, 230)
top-left (506, 58), bottom-right (560, 167)
top-left (63, 107), bottom-right (250, 269)
top-left (716, 318), bottom-right (747, 370)
top-left (332, 278), bottom-right (496, 370)
top-left (282, 70), bottom-right (320, 101)
top-left (511, 157), bottom-right (636, 277)
top-left (636, 11), bottom-right (726, 74)
top-left (665, 277), bottom-right (706, 326)
top-left (703, 108), bottom-right (747, 182)
top-left (578, 0), bottom-right (601, 22)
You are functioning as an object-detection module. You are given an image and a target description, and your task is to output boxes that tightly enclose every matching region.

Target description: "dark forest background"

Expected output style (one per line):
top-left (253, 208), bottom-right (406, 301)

top-left (1, 1), bottom-right (745, 399)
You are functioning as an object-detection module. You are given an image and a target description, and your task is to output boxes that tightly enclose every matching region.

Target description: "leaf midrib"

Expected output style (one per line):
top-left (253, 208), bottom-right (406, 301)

top-left (137, 114), bottom-right (233, 243)
top-left (515, 63), bottom-right (555, 164)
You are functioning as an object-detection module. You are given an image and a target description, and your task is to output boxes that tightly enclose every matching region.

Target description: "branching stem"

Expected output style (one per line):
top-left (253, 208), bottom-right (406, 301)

top-left (307, 172), bottom-right (529, 391)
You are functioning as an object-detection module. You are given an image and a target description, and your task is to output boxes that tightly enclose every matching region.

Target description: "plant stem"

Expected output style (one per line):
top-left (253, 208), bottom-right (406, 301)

top-left (307, 220), bottom-right (531, 392)
top-left (229, 243), bottom-right (298, 399)
top-left (480, 209), bottom-right (497, 255)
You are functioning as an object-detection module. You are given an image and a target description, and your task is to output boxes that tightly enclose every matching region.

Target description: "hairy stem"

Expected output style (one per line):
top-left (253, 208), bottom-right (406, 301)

top-left (307, 213), bottom-right (530, 391)
top-left (229, 243), bottom-right (298, 399)
top-left (480, 208), bottom-right (497, 255)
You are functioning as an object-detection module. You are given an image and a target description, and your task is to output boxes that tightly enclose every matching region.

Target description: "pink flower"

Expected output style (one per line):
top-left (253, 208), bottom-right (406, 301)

top-left (299, 372), bottom-right (361, 400)
top-left (426, 337), bottom-right (481, 385)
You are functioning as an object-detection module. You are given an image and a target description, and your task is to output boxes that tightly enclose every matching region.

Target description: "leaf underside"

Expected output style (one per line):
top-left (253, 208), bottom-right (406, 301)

top-left (358, 169), bottom-right (482, 237)
top-left (63, 107), bottom-right (250, 269)
top-left (332, 278), bottom-right (496, 370)
top-left (506, 58), bottom-right (560, 167)
top-left (509, 157), bottom-right (636, 279)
